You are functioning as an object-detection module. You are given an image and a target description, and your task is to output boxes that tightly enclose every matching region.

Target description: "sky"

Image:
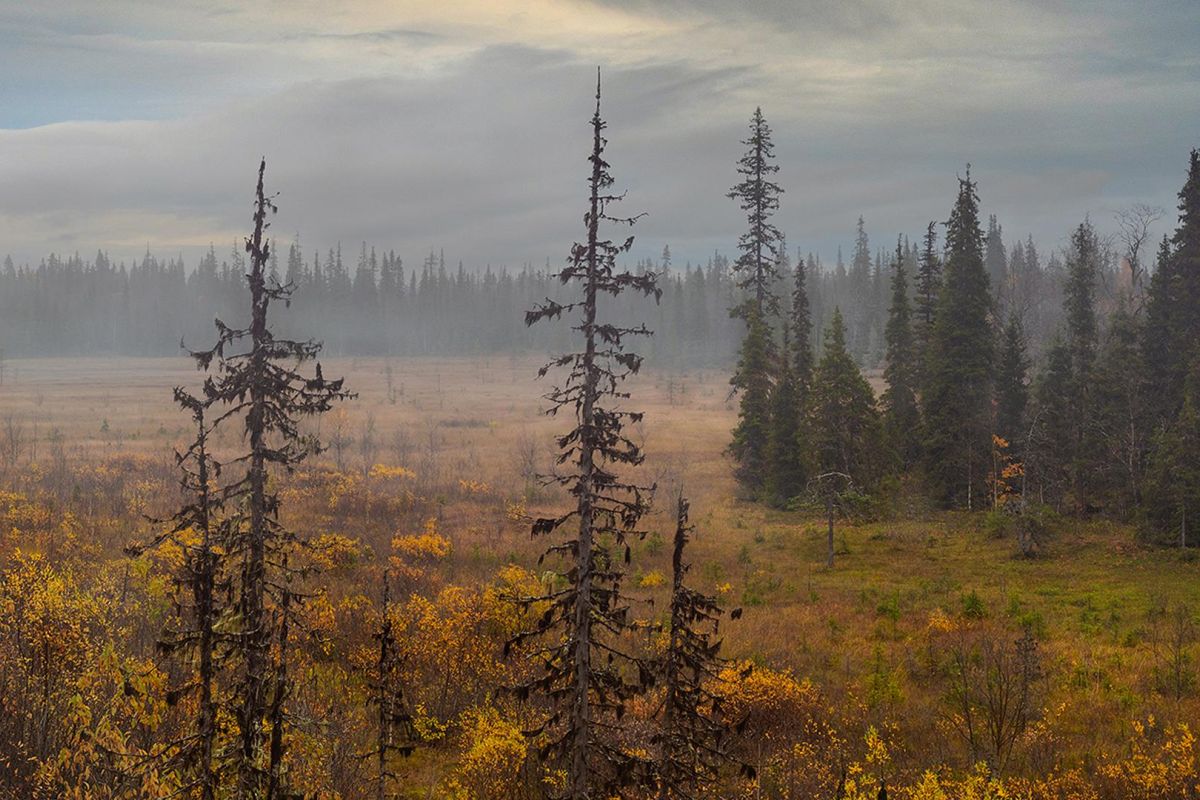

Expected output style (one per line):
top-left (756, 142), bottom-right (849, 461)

top-left (0, 0), bottom-right (1197, 271)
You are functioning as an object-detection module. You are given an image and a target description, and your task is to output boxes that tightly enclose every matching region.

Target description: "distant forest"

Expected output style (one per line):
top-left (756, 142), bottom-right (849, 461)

top-left (0, 214), bottom-right (1131, 368)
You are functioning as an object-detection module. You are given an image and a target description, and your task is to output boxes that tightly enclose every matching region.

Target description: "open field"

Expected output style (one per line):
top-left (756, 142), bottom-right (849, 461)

top-left (2, 356), bottom-right (1199, 795)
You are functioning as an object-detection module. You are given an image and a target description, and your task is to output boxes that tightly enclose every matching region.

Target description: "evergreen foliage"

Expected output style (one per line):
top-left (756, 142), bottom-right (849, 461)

top-left (994, 313), bottom-right (1030, 453)
top-left (729, 311), bottom-right (775, 494)
top-left (923, 169), bottom-right (993, 508)
top-left (765, 324), bottom-right (807, 506)
top-left (882, 237), bottom-right (921, 468)
top-left (727, 108), bottom-right (784, 321)
top-left (810, 308), bottom-right (881, 484)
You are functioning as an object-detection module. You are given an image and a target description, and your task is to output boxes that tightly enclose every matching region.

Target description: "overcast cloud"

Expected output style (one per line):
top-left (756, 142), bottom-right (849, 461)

top-left (1, 0), bottom-right (1197, 269)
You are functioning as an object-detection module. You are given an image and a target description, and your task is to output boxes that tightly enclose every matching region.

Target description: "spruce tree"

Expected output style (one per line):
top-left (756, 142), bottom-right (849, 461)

top-left (727, 108), bottom-right (783, 321)
top-left (126, 393), bottom-right (225, 800)
top-left (923, 168), bottom-right (993, 508)
top-left (791, 256), bottom-right (814, 389)
top-left (188, 160), bottom-right (353, 797)
top-left (1063, 219), bottom-right (1101, 508)
top-left (882, 237), bottom-right (920, 468)
top-left (994, 313), bottom-right (1030, 453)
top-left (653, 497), bottom-right (748, 799)
top-left (365, 572), bottom-right (415, 799)
top-left (1028, 340), bottom-right (1074, 507)
top-left (765, 324), bottom-right (806, 506)
top-left (1092, 303), bottom-right (1146, 512)
top-left (985, 214), bottom-right (1007, 309)
top-left (726, 108), bottom-right (783, 493)
top-left (1144, 364), bottom-right (1200, 547)
top-left (1143, 234), bottom-right (1178, 426)
top-left (1144, 150), bottom-right (1200, 426)
top-left (810, 308), bottom-right (881, 483)
top-left (509, 73), bottom-right (660, 800)
top-left (916, 221), bottom-right (942, 336)
top-left (729, 312), bottom-right (774, 495)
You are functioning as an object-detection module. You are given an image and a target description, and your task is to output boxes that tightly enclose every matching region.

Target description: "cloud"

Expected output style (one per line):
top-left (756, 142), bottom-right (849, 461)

top-left (0, 1), bottom-right (1196, 269)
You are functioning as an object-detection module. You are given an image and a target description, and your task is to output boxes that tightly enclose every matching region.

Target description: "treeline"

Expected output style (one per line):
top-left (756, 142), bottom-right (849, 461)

top-left (728, 107), bottom-right (1200, 548)
top-left (3, 215), bottom-right (1105, 369)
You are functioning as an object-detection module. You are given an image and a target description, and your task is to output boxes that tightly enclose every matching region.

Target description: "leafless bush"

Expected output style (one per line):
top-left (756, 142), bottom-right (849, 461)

top-left (2, 414), bottom-right (25, 472)
top-left (942, 622), bottom-right (1042, 773)
top-left (1147, 599), bottom-right (1197, 700)
top-left (389, 427), bottom-right (413, 469)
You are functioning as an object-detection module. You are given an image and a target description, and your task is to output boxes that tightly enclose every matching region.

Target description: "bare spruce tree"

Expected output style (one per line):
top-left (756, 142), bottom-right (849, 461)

top-left (362, 570), bottom-right (415, 799)
top-left (508, 70), bottom-right (660, 800)
top-left (189, 159), bottom-right (353, 798)
top-left (654, 496), bottom-right (749, 800)
top-left (127, 390), bottom-right (226, 800)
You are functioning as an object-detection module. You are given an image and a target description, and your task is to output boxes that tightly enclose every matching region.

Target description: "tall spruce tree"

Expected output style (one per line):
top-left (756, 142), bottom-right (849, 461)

top-left (1144, 150), bottom-right (1200, 427)
top-left (810, 308), bottom-right (881, 483)
top-left (726, 108), bottom-right (783, 493)
top-left (1063, 219), bottom-right (1101, 509)
top-left (188, 160), bottom-right (352, 797)
top-left (882, 237), bottom-right (921, 468)
top-left (727, 108), bottom-right (783, 321)
top-left (1144, 363), bottom-right (1200, 547)
top-left (923, 168), bottom-right (993, 508)
top-left (509, 73), bottom-right (660, 800)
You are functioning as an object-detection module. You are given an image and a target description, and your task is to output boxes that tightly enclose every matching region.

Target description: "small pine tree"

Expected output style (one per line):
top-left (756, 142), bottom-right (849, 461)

top-left (791, 256), bottom-right (814, 390)
top-left (916, 221), bottom-right (942, 338)
top-left (810, 308), bottom-right (881, 483)
top-left (882, 237), bottom-right (921, 468)
top-left (995, 313), bottom-right (1030, 453)
top-left (765, 324), bottom-right (807, 506)
top-left (1028, 340), bottom-right (1074, 507)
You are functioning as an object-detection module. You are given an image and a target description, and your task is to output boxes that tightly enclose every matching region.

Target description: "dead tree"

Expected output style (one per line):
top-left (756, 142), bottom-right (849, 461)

top-left (361, 570), bottom-right (415, 799)
top-left (654, 496), bottom-right (750, 799)
top-left (808, 472), bottom-right (852, 569)
top-left (507, 70), bottom-right (661, 800)
top-left (126, 390), bottom-right (226, 800)
top-left (188, 159), bottom-right (353, 798)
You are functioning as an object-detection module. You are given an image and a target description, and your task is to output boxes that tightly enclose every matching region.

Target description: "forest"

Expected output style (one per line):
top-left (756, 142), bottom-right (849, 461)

top-left (2, 50), bottom-right (1200, 800)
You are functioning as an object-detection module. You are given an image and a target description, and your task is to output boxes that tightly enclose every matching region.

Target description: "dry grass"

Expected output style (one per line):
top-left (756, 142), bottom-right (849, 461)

top-left (2, 354), bottom-right (1198, 773)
